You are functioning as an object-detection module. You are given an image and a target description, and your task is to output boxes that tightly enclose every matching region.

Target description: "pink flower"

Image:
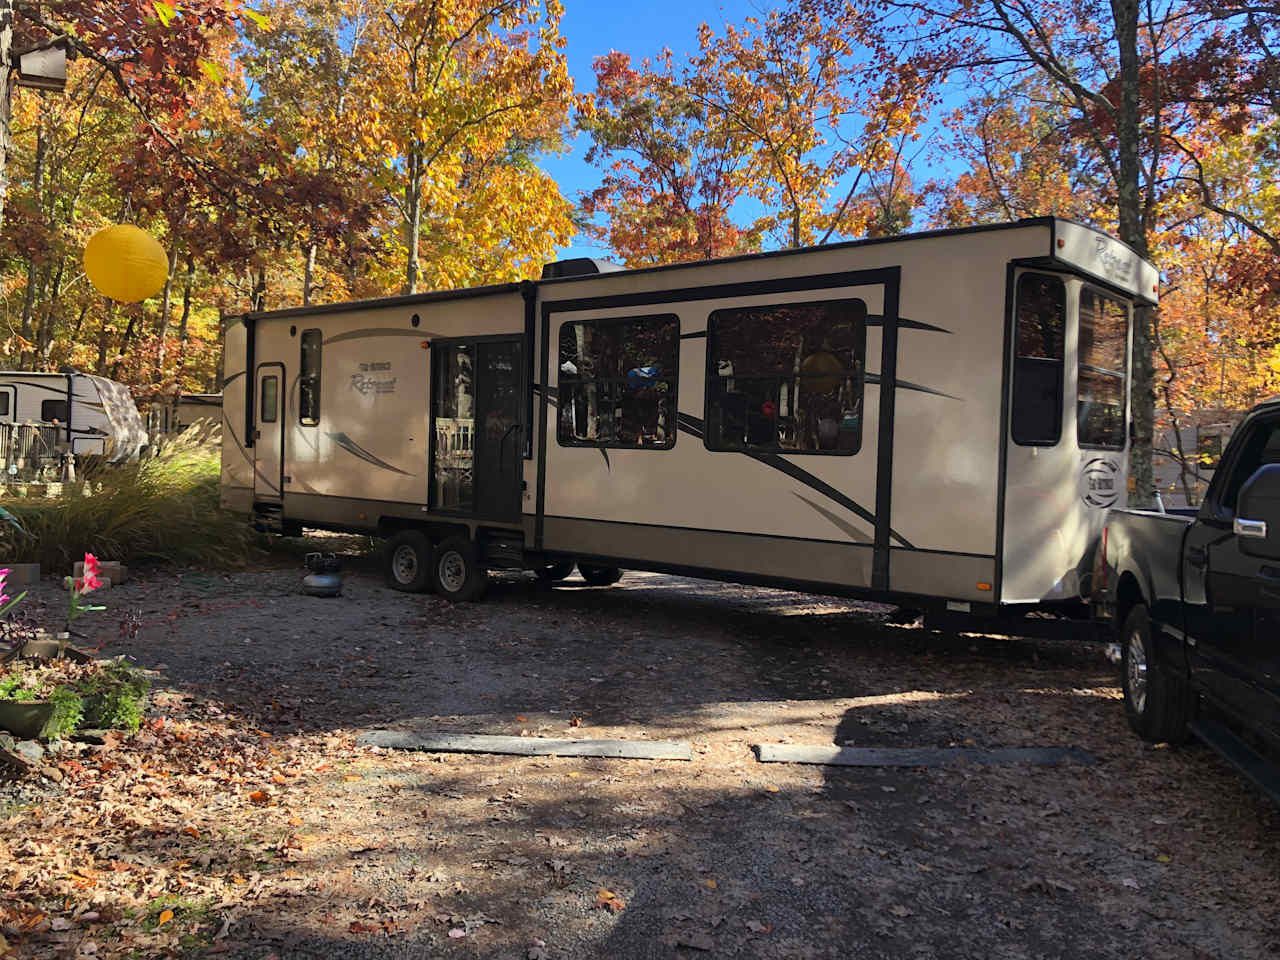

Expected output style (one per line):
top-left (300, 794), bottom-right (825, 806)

top-left (83, 554), bottom-right (101, 578)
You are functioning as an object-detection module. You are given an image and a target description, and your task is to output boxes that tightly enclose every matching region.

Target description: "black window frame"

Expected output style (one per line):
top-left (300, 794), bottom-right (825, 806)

top-left (0, 391), bottom-right (10, 418)
top-left (260, 375), bottom-right (279, 424)
top-left (299, 328), bottom-right (322, 426)
top-left (556, 313), bottom-right (680, 451)
top-left (41, 399), bottom-right (69, 422)
top-left (1076, 286), bottom-right (1130, 451)
top-left (1010, 272), bottom-right (1066, 447)
top-left (703, 297), bottom-right (868, 457)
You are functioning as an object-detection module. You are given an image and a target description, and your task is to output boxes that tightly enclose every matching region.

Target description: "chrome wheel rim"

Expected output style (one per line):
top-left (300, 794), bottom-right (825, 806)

top-left (1127, 626), bottom-right (1148, 715)
top-left (392, 544), bottom-right (419, 585)
top-left (438, 550), bottom-right (466, 593)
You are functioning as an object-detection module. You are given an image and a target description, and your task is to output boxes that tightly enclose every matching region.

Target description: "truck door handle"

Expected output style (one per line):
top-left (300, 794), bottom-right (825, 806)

top-left (1234, 517), bottom-right (1268, 539)
top-left (1188, 546), bottom-right (1207, 568)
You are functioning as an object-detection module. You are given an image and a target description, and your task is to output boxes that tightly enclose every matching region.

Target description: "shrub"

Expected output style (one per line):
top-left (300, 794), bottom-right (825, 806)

top-left (79, 660), bottom-right (150, 732)
top-left (0, 430), bottom-right (256, 570)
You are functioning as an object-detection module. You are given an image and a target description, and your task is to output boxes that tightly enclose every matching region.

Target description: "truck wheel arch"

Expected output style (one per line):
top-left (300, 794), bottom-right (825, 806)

top-left (1115, 572), bottom-right (1145, 634)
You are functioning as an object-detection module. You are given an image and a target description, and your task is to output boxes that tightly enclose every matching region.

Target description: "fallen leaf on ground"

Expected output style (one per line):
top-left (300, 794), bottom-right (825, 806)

top-left (448, 928), bottom-right (466, 939)
top-left (745, 920), bottom-right (771, 934)
top-left (248, 790), bottom-right (268, 804)
top-left (888, 904), bottom-right (912, 918)
top-left (596, 888), bottom-right (626, 913)
top-left (704, 879), bottom-right (718, 889)
top-left (344, 775), bottom-right (363, 782)
top-left (156, 908), bottom-right (174, 927)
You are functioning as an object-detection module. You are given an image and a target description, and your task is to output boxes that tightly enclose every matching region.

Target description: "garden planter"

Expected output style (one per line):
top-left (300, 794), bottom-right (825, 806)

top-left (0, 698), bottom-right (55, 739)
top-left (18, 632), bottom-right (93, 664)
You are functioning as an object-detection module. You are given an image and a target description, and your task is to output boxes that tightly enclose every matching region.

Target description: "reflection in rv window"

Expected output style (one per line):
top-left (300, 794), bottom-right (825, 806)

top-left (557, 314), bottom-right (678, 449)
top-left (433, 343), bottom-right (475, 511)
top-left (1011, 273), bottom-right (1065, 446)
top-left (260, 376), bottom-right (279, 424)
top-left (41, 399), bottom-right (69, 422)
top-left (300, 329), bottom-right (322, 425)
top-left (705, 299), bottom-right (866, 455)
top-left (1078, 289), bottom-right (1129, 448)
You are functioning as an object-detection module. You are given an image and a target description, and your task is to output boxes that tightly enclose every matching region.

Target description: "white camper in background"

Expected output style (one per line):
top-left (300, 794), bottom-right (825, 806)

top-left (220, 217), bottom-right (1157, 621)
top-left (148, 393), bottom-right (223, 436)
top-left (0, 371), bottom-right (148, 461)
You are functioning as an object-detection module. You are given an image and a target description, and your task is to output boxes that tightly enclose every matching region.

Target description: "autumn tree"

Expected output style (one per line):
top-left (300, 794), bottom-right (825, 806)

top-left (349, 0), bottom-right (575, 293)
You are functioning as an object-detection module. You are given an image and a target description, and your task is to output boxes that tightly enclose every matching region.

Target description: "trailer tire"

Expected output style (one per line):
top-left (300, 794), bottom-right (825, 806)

top-left (433, 536), bottom-right (487, 602)
top-left (1121, 604), bottom-right (1195, 744)
top-left (536, 561), bottom-right (576, 583)
top-left (579, 564), bottom-right (623, 587)
top-left (385, 529), bottom-right (433, 593)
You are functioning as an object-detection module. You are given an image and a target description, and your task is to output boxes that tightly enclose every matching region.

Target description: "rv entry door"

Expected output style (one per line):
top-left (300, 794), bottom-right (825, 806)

top-left (430, 337), bottom-right (524, 522)
top-left (254, 363), bottom-right (285, 501)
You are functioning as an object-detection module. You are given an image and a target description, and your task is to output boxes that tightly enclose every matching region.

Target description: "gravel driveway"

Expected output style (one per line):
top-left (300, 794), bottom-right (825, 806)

top-left (9, 537), bottom-right (1279, 959)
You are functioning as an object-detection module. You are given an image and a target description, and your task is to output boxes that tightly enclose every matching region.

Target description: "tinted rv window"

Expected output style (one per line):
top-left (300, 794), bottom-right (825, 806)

top-left (705, 298), bottom-right (866, 455)
top-left (557, 314), bottom-right (678, 449)
top-left (260, 376), bottom-right (279, 424)
top-left (1011, 274), bottom-right (1065, 446)
top-left (300, 329), bottom-right (321, 425)
top-left (1078, 289), bottom-right (1129, 448)
top-left (0, 393), bottom-right (9, 417)
top-left (41, 399), bottom-right (69, 422)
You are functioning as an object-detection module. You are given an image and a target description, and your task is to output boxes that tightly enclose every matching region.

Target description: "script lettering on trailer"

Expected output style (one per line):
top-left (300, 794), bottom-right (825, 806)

top-left (351, 361), bottom-right (397, 396)
top-left (1092, 236), bottom-right (1135, 287)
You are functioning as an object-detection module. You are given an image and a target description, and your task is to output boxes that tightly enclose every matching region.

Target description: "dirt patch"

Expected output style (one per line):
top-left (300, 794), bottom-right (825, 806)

top-left (3, 537), bottom-right (1278, 958)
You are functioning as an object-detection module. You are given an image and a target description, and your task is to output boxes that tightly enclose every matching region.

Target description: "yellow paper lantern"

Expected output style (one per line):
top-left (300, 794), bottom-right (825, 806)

top-left (83, 225), bottom-right (169, 303)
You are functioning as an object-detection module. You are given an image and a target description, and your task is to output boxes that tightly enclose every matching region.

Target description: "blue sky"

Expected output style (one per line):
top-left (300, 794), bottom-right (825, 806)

top-left (543, 2), bottom-right (761, 260)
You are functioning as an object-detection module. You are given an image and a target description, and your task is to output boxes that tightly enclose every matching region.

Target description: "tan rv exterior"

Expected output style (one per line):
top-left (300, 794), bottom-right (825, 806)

top-left (221, 218), bottom-right (1157, 611)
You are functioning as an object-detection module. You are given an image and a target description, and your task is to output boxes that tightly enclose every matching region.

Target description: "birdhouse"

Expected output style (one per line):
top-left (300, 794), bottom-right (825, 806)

top-left (83, 225), bottom-right (170, 303)
top-left (14, 38), bottom-right (73, 93)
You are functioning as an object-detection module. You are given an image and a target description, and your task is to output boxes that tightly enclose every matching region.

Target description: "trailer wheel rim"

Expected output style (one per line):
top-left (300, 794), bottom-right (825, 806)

top-left (438, 550), bottom-right (466, 593)
top-left (1127, 625), bottom-right (1148, 715)
top-left (392, 544), bottom-right (419, 585)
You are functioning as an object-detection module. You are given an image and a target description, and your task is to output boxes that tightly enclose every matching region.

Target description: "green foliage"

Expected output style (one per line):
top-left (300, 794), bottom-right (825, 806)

top-left (45, 685), bottom-right (86, 740)
top-left (0, 433), bottom-right (256, 570)
top-left (0, 664), bottom-right (39, 701)
top-left (80, 661), bottom-right (150, 732)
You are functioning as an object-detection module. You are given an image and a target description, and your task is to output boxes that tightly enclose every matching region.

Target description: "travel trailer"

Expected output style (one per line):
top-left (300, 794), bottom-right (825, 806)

top-left (220, 217), bottom-right (1158, 613)
top-left (147, 393), bottom-right (223, 437)
top-left (0, 371), bottom-right (148, 461)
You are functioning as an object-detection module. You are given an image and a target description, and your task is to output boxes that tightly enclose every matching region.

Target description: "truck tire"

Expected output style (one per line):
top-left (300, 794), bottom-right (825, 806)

top-left (536, 560), bottom-right (576, 583)
top-left (579, 564), bottom-right (623, 587)
top-left (385, 529), bottom-right (433, 593)
top-left (1121, 604), bottom-right (1195, 744)
top-left (432, 536), bottom-right (487, 602)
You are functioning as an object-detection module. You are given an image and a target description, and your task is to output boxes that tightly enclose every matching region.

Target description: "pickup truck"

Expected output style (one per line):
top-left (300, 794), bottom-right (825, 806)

top-left (1099, 399), bottom-right (1280, 801)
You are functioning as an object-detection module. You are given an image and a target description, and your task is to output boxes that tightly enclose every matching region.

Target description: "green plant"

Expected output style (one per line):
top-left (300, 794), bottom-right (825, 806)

top-left (0, 432), bottom-right (257, 570)
top-left (44, 685), bottom-right (85, 739)
top-left (80, 661), bottom-right (150, 732)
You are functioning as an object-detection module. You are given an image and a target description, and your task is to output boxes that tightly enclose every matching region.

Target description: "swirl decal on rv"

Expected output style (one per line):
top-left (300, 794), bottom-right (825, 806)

top-left (1080, 457), bottom-right (1122, 508)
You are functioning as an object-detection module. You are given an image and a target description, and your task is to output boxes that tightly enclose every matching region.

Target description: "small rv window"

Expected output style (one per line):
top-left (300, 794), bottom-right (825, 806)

top-left (705, 298), bottom-right (866, 455)
top-left (0, 393), bottom-right (9, 417)
top-left (260, 376), bottom-right (279, 424)
top-left (300, 329), bottom-right (322, 425)
top-left (1078, 289), bottom-right (1129, 449)
top-left (41, 399), bottom-right (69, 422)
top-left (557, 314), bottom-right (678, 449)
top-left (1011, 273), bottom-right (1066, 446)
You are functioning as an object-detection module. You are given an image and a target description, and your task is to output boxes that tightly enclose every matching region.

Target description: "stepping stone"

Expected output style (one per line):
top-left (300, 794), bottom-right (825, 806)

top-left (751, 744), bottom-right (1094, 767)
top-left (359, 730), bottom-right (692, 761)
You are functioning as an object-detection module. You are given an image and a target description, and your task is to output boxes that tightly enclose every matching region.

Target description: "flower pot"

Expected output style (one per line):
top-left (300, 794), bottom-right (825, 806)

top-left (18, 632), bottom-right (92, 664)
top-left (0, 698), bottom-right (56, 739)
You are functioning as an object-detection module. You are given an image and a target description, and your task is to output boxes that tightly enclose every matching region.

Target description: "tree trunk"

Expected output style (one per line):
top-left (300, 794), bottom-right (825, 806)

top-left (1110, 0), bottom-right (1155, 507)
top-left (303, 241), bottom-right (317, 305)
top-left (96, 301), bottom-right (114, 374)
top-left (37, 256), bottom-right (63, 360)
top-left (172, 252), bottom-right (195, 412)
top-left (405, 151), bottom-right (422, 294)
top-left (19, 99), bottom-right (48, 349)
top-left (250, 265), bottom-right (267, 313)
top-left (0, 0), bottom-right (13, 230)
top-left (112, 305), bottom-right (140, 379)
top-left (155, 243), bottom-right (179, 374)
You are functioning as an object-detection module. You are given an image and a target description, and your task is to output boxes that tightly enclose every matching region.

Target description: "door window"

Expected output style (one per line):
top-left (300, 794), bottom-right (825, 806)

top-left (260, 376), bottom-right (279, 424)
top-left (433, 344), bottom-right (475, 512)
top-left (1011, 273), bottom-right (1065, 446)
top-left (1213, 420), bottom-right (1280, 515)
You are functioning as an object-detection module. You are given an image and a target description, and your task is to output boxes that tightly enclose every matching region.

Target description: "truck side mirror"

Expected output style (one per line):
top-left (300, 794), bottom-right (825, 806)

top-left (1236, 463), bottom-right (1280, 558)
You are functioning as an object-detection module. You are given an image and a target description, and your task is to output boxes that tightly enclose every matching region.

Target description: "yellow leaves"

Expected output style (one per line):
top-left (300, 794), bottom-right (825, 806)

top-left (156, 908), bottom-right (175, 927)
top-left (182, 826), bottom-right (200, 839)
top-left (198, 59), bottom-right (225, 84)
top-left (240, 7), bottom-right (270, 30)
top-left (152, 1), bottom-right (176, 27)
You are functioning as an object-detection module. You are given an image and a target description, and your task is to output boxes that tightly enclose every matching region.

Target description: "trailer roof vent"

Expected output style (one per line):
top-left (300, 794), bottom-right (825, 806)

top-left (540, 257), bottom-right (625, 280)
